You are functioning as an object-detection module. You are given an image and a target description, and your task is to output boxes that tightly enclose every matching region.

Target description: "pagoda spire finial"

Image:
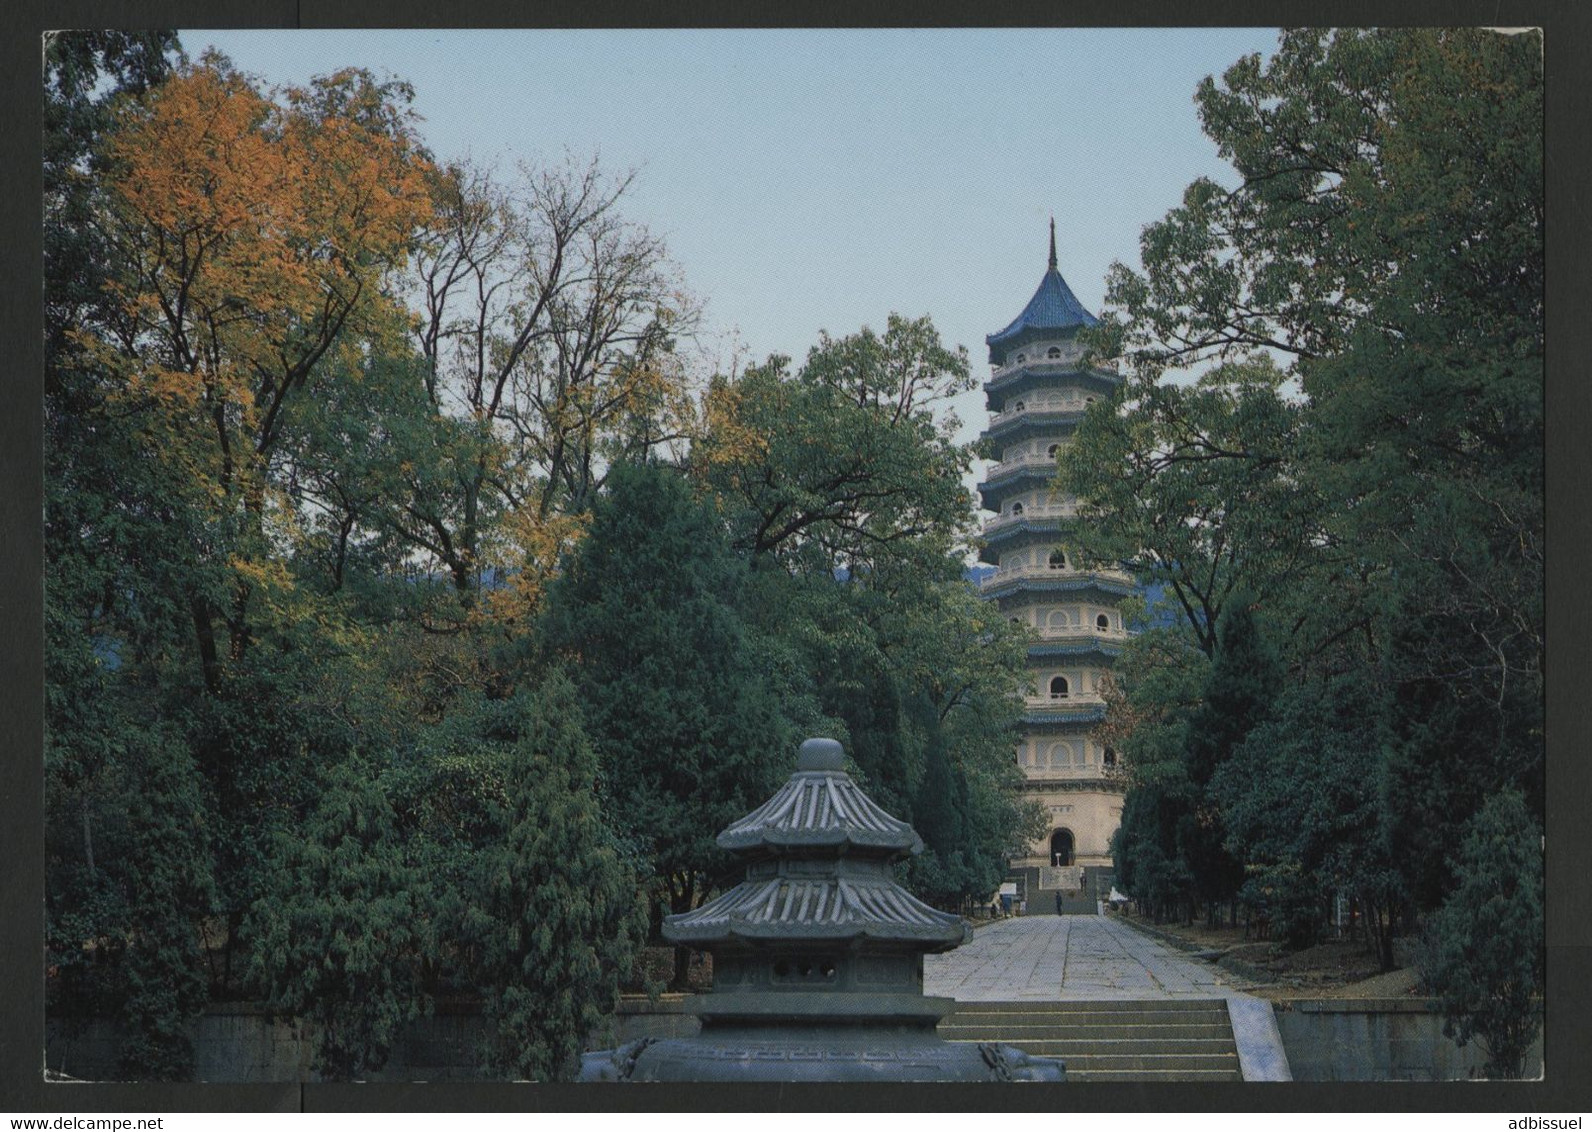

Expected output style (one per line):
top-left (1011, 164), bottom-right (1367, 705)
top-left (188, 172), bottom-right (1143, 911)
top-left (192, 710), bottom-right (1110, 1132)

top-left (1048, 216), bottom-right (1057, 271)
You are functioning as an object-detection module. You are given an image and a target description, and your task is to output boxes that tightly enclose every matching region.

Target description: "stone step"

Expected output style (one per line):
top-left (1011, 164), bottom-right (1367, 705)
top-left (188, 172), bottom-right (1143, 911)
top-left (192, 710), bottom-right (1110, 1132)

top-left (1049, 1052), bottom-right (1240, 1073)
top-left (946, 1009), bottom-right (1232, 1027)
top-left (939, 999), bottom-right (1244, 1083)
top-left (942, 1021), bottom-right (1233, 1042)
top-left (947, 998), bottom-right (1225, 1014)
top-left (1069, 1066), bottom-right (1243, 1082)
top-left (947, 1038), bottom-right (1238, 1069)
top-left (947, 1036), bottom-right (1239, 1056)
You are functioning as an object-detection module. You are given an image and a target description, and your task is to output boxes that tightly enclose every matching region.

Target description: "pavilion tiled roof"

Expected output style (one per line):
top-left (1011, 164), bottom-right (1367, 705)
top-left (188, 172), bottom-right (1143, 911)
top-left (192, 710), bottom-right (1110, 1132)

top-left (666, 875), bottom-right (966, 944)
top-left (718, 749), bottom-right (923, 855)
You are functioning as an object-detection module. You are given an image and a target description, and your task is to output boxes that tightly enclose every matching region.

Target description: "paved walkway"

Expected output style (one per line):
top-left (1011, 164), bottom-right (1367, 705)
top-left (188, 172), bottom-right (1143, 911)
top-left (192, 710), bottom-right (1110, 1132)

top-left (924, 914), bottom-right (1255, 1002)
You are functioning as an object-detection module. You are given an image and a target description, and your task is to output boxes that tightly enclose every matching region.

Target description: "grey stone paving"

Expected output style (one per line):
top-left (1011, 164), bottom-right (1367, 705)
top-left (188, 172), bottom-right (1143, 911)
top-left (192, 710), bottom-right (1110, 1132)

top-left (924, 914), bottom-right (1253, 1002)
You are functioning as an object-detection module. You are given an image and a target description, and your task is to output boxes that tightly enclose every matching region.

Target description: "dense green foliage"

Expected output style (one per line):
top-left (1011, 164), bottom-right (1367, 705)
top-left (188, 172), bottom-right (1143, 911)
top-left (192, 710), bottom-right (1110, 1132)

top-left (463, 676), bottom-right (648, 1081)
top-left (1072, 28), bottom-right (1541, 1057)
top-left (696, 318), bottom-right (1045, 907)
top-left (247, 760), bottom-right (434, 1080)
top-left (1418, 791), bottom-right (1543, 1079)
top-left (536, 461), bottom-right (794, 985)
top-left (43, 36), bottom-right (1035, 1077)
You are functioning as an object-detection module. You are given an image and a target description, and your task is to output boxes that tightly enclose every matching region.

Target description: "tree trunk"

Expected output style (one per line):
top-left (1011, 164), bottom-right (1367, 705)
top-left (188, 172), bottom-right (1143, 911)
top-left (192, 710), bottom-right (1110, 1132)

top-left (80, 795), bottom-right (95, 876)
top-left (666, 872), bottom-right (697, 991)
top-left (191, 595), bottom-right (222, 694)
top-left (671, 945), bottom-right (693, 992)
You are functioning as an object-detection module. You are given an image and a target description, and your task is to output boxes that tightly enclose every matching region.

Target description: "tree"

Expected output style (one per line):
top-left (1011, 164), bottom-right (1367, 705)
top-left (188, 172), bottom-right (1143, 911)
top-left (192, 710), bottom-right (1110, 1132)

top-left (1099, 629), bottom-right (1206, 923)
top-left (1177, 597), bottom-right (1282, 924)
top-left (1091, 26), bottom-right (1541, 770)
top-left (1110, 784), bottom-right (1193, 925)
top-left (44, 30), bottom-right (178, 363)
top-left (89, 54), bottom-right (435, 687)
top-left (45, 38), bottom-right (679, 1081)
top-left (1058, 356), bottom-right (1323, 660)
top-left (879, 574), bottom-right (1042, 908)
top-left (1418, 791), bottom-right (1543, 1078)
top-left (405, 158), bottom-right (696, 612)
top-left (536, 461), bottom-right (793, 987)
top-left (702, 312), bottom-right (1047, 903)
top-left (690, 314), bottom-right (1040, 910)
top-left (112, 730), bottom-right (217, 1080)
top-left (1213, 671), bottom-right (1403, 962)
top-left (246, 761), bottom-right (435, 1081)
top-left (1081, 29), bottom-right (1541, 951)
top-left (42, 30), bottom-right (216, 1079)
top-left (696, 314), bottom-right (976, 574)
top-left (463, 676), bottom-right (647, 1080)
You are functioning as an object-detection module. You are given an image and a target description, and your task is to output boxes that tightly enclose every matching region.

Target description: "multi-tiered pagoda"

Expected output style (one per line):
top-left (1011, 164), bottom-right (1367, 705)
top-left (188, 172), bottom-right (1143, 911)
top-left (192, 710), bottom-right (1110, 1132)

top-left (977, 222), bottom-right (1134, 914)
top-left (580, 738), bottom-right (1062, 1082)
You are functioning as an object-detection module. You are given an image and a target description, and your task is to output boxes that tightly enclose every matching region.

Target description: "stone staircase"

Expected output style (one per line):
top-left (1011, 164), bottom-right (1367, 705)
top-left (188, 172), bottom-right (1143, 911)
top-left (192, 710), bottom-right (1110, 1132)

top-left (938, 999), bottom-right (1244, 1082)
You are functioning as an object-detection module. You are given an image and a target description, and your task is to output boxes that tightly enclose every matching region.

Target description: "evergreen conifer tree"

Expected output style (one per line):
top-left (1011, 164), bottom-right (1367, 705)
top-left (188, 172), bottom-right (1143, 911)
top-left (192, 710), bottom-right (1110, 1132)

top-left (1419, 790), bottom-right (1543, 1079)
top-left (1180, 598), bottom-right (1281, 922)
top-left (467, 675), bottom-right (646, 1080)
top-left (114, 731), bottom-right (216, 1080)
top-left (246, 759), bottom-right (434, 1081)
top-left (538, 460), bottom-right (793, 987)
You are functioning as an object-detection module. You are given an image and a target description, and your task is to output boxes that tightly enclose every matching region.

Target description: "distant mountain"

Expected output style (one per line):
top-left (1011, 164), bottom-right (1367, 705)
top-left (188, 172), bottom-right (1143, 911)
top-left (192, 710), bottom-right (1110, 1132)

top-left (963, 563), bottom-right (997, 586)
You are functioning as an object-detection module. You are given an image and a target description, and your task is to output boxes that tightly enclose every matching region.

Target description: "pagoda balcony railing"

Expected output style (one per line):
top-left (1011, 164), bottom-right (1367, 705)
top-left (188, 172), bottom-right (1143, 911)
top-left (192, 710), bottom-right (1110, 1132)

top-left (984, 453), bottom-right (1060, 481)
top-left (1031, 624), bottom-right (1130, 643)
top-left (989, 357), bottom-right (1119, 384)
top-left (986, 403), bottom-right (1091, 430)
top-left (980, 506), bottom-right (1075, 535)
top-left (1022, 694), bottom-right (1106, 710)
top-left (980, 563), bottom-right (1136, 589)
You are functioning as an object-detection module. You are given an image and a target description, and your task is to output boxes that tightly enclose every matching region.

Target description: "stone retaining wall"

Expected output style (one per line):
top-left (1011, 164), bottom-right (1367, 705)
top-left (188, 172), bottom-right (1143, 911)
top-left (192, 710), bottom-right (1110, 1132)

top-left (1112, 916), bottom-right (1545, 1081)
top-left (45, 994), bottom-right (1541, 1083)
top-left (1274, 997), bottom-right (1544, 1081)
top-left (44, 997), bottom-right (700, 1083)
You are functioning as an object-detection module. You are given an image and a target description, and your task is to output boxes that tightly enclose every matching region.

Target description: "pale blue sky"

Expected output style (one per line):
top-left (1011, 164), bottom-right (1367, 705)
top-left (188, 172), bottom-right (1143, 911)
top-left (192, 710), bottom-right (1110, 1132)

top-left (187, 28), bottom-right (1280, 449)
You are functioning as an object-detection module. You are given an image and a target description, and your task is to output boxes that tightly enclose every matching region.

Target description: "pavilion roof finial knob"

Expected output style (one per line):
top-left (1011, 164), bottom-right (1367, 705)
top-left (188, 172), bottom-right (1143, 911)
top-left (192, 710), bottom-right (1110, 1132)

top-left (798, 737), bottom-right (846, 772)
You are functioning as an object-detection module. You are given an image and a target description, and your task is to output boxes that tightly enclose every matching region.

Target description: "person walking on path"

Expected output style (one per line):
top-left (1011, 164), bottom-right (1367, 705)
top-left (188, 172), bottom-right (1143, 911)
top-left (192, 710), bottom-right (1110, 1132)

top-left (1056, 891), bottom-right (1063, 916)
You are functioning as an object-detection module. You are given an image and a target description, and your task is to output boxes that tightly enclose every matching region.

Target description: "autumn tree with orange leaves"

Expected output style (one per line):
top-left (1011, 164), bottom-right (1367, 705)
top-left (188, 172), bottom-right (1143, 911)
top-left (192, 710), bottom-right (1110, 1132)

top-left (90, 54), bottom-right (434, 688)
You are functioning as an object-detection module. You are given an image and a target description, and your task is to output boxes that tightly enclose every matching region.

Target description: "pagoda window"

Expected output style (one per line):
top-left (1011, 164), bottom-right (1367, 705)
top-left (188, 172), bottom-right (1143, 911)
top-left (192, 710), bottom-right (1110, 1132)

top-left (1103, 747), bottom-right (1117, 769)
top-left (1048, 549), bottom-right (1066, 569)
top-left (1085, 396), bottom-right (1096, 404)
top-left (1015, 353), bottom-right (1026, 363)
top-left (1049, 676), bottom-right (1069, 700)
top-left (1047, 346), bottom-right (1061, 359)
top-left (1047, 443), bottom-right (1060, 458)
top-left (1097, 614), bottom-right (1110, 631)
top-left (1010, 502), bottom-right (1024, 515)
top-left (1013, 399), bottom-right (1026, 412)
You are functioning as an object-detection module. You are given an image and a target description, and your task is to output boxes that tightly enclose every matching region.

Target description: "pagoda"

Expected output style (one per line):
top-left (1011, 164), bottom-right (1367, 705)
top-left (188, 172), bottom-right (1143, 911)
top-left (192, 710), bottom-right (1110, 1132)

top-left (580, 738), bottom-right (1063, 1082)
top-left (977, 222), bottom-right (1134, 914)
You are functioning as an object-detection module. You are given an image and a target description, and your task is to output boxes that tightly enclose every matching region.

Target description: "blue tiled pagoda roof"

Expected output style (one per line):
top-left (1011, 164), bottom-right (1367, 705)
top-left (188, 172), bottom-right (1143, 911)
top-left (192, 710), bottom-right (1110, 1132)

top-left (986, 222), bottom-right (1099, 365)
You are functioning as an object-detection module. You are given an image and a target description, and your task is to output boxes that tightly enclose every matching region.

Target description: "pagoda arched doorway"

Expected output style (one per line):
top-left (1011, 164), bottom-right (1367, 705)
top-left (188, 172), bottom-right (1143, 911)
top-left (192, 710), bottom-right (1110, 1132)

top-left (1050, 829), bottom-right (1075, 867)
